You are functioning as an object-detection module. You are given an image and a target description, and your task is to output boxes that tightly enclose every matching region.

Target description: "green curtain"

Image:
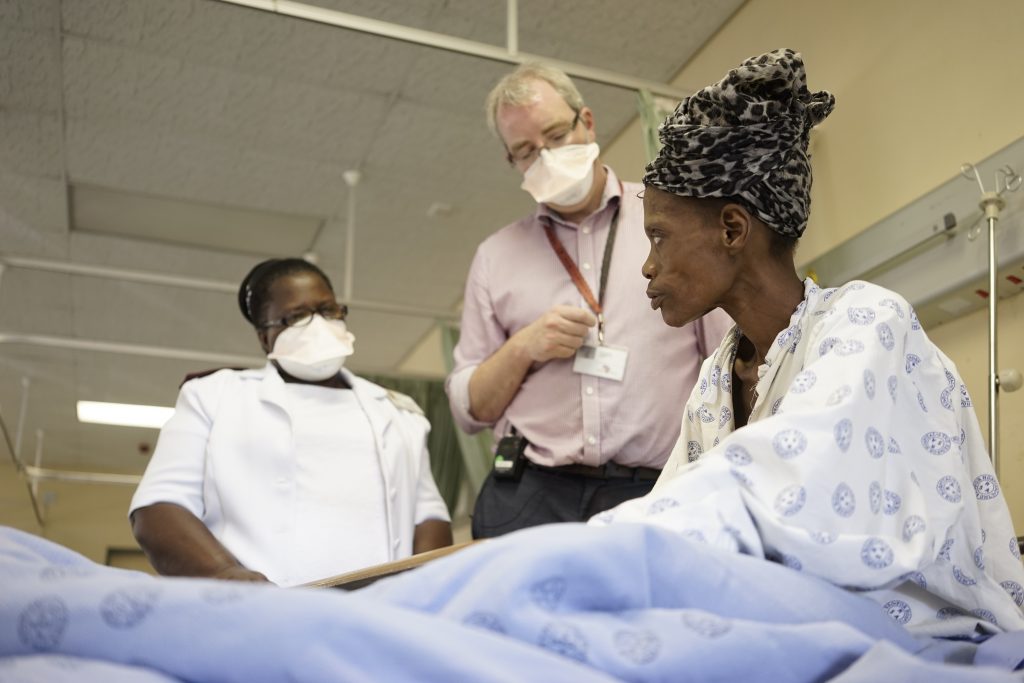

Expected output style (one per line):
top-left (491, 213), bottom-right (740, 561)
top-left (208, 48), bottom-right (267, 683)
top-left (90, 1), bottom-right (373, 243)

top-left (637, 89), bottom-right (680, 162)
top-left (361, 373), bottom-right (463, 513)
top-left (438, 323), bottom-right (494, 499)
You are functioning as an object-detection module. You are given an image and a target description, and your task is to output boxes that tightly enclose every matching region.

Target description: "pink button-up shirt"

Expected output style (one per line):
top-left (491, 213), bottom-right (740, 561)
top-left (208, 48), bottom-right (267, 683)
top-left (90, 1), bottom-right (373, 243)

top-left (446, 167), bottom-right (733, 468)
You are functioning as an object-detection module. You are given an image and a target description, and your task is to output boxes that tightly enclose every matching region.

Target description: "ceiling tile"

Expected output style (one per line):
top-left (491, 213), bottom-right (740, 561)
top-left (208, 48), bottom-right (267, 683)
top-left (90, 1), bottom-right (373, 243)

top-left (0, 110), bottom-right (64, 178)
top-left (1, 0), bottom-right (59, 31)
top-left (0, 170), bottom-right (69, 238)
top-left (0, 25), bottom-right (62, 114)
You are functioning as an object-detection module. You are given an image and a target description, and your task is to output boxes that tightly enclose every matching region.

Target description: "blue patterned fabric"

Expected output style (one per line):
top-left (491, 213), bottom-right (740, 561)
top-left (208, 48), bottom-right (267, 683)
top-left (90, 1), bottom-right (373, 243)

top-left (605, 280), bottom-right (1024, 637)
top-left (1, 524), bottom-right (1022, 682)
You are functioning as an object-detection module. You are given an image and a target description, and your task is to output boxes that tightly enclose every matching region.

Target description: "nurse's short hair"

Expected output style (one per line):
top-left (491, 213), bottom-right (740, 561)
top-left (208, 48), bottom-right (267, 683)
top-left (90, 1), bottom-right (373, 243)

top-left (485, 62), bottom-right (585, 137)
top-left (238, 258), bottom-right (333, 326)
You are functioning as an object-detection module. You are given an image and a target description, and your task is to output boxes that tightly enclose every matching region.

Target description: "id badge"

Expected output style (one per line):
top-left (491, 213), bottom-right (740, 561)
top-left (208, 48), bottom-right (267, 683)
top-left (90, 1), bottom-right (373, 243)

top-left (572, 344), bottom-right (628, 382)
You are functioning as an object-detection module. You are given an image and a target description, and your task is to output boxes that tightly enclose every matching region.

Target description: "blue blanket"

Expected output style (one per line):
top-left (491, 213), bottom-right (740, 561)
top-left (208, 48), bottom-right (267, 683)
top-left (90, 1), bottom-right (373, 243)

top-left (1, 523), bottom-right (1021, 682)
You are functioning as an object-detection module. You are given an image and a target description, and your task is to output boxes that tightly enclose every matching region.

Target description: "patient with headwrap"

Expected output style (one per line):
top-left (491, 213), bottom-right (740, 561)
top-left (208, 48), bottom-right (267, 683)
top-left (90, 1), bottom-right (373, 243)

top-left (592, 48), bottom-right (1024, 637)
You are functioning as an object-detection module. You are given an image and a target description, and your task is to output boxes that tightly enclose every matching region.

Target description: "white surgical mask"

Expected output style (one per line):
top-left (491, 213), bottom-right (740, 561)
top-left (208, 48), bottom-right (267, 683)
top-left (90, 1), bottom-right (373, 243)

top-left (267, 315), bottom-right (355, 382)
top-left (520, 142), bottom-right (600, 207)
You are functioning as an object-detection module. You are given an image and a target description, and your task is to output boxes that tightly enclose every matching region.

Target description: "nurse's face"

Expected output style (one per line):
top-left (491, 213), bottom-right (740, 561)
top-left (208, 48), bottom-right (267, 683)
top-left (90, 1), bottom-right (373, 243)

top-left (256, 272), bottom-right (337, 354)
top-left (641, 188), bottom-right (734, 327)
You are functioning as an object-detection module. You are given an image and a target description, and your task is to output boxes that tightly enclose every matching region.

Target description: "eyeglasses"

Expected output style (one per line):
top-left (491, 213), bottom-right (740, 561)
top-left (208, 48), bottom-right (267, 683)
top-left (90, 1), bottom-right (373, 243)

top-left (506, 110), bottom-right (582, 167)
top-left (259, 302), bottom-right (348, 330)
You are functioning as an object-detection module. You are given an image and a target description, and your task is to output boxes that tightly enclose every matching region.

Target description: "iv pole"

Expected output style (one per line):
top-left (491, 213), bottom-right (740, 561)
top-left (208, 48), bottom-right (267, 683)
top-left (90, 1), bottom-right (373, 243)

top-left (960, 163), bottom-right (1022, 477)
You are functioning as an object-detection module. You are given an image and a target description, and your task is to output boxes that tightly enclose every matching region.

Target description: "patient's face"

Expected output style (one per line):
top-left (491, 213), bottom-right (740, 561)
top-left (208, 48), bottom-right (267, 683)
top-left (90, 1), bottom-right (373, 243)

top-left (641, 189), bottom-right (730, 327)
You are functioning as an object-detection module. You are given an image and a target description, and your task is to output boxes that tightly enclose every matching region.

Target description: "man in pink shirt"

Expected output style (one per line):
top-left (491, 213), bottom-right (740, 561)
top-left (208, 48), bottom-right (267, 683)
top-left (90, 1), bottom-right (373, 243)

top-left (446, 63), bottom-right (732, 538)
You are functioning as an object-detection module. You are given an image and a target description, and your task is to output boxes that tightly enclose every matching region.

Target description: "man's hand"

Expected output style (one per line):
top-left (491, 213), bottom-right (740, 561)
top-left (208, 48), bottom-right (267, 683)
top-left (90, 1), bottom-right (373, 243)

top-left (466, 305), bottom-right (597, 424)
top-left (514, 305), bottom-right (597, 363)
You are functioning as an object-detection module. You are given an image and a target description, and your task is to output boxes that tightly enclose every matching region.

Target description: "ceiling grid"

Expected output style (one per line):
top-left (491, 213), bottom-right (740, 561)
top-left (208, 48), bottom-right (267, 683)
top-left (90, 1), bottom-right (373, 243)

top-left (0, 0), bottom-right (743, 474)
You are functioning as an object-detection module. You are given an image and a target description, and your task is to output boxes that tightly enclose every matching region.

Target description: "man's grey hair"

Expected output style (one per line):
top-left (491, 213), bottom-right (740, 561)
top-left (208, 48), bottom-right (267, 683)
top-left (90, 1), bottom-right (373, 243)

top-left (485, 62), bottom-right (585, 137)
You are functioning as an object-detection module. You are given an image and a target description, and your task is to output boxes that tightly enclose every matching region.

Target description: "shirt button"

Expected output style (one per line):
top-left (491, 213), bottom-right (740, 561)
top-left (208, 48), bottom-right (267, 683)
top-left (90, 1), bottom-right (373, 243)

top-left (587, 435), bottom-right (597, 445)
top-left (585, 387), bottom-right (594, 396)
top-left (389, 487), bottom-right (397, 499)
top-left (582, 226), bottom-right (591, 235)
top-left (276, 477), bottom-right (286, 485)
top-left (392, 539), bottom-right (400, 549)
top-left (582, 262), bottom-right (592, 270)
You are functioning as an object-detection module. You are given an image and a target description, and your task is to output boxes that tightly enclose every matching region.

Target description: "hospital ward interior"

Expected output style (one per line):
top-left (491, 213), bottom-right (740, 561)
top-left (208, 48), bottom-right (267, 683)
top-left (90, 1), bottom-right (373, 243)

top-left (3, 0), bottom-right (1024, 680)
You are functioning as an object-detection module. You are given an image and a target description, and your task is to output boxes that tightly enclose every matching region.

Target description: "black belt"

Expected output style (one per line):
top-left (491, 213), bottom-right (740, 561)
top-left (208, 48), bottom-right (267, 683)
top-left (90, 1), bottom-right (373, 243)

top-left (527, 460), bottom-right (661, 482)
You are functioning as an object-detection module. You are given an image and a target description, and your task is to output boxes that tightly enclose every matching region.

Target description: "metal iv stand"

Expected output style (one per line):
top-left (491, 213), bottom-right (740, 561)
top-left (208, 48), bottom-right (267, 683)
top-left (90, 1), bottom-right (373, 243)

top-left (960, 162), bottom-right (1023, 477)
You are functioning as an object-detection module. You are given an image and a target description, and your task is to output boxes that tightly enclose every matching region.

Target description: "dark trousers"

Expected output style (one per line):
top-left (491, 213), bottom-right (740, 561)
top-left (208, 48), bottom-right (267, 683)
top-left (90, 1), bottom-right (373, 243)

top-left (470, 465), bottom-right (657, 539)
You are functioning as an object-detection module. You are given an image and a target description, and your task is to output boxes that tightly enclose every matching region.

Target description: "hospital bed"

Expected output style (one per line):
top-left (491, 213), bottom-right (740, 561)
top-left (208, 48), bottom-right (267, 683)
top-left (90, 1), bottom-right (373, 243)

top-left (2, 523), bottom-right (1023, 682)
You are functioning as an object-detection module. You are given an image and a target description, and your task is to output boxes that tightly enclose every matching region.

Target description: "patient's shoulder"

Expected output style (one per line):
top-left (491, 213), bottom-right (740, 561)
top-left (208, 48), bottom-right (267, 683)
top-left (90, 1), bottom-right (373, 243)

top-left (813, 281), bottom-right (915, 328)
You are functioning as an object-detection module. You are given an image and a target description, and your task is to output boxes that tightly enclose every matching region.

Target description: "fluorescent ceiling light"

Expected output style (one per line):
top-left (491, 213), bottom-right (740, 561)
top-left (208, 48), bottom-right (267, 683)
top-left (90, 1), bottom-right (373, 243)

top-left (76, 401), bottom-right (175, 429)
top-left (70, 183), bottom-right (323, 256)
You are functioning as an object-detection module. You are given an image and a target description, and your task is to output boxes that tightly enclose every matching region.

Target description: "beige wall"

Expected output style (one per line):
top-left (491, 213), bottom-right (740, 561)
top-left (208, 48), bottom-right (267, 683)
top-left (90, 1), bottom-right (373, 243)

top-left (1, 461), bottom-right (43, 535)
top-left (605, 0), bottom-right (1024, 526)
top-left (1, 460), bottom-right (143, 565)
top-left (40, 483), bottom-right (140, 564)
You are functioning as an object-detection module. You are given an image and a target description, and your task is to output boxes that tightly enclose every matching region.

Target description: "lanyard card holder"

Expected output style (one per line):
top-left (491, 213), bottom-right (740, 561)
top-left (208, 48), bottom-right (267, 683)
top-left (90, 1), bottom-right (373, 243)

top-left (493, 428), bottom-right (528, 481)
top-left (573, 343), bottom-right (628, 381)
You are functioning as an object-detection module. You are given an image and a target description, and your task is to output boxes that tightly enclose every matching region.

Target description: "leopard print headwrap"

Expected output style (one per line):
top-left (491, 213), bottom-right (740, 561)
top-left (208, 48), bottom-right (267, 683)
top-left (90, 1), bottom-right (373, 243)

top-left (643, 49), bottom-right (834, 238)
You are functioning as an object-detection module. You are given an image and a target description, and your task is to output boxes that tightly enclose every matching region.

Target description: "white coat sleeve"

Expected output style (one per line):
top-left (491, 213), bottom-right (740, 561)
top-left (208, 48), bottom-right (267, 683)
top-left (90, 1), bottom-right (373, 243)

top-left (596, 294), bottom-right (967, 590)
top-left (128, 376), bottom-right (219, 519)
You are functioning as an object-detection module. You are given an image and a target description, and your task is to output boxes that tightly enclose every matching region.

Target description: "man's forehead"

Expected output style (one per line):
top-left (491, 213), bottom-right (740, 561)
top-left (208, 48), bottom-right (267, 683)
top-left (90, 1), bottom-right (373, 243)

top-left (496, 81), bottom-right (573, 134)
top-left (508, 78), bottom-right (562, 109)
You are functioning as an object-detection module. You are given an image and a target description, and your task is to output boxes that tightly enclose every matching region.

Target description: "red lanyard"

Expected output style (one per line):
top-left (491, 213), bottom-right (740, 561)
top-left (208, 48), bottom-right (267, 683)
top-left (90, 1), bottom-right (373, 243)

top-left (541, 183), bottom-right (622, 344)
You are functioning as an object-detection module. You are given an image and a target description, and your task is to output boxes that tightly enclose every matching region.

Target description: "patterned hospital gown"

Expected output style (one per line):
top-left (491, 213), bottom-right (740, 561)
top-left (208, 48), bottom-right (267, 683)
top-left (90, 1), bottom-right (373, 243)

top-left (594, 279), bottom-right (1024, 636)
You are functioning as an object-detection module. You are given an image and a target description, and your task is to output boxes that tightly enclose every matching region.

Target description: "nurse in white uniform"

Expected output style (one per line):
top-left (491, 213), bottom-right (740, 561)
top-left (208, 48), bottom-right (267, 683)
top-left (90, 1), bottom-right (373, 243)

top-left (130, 258), bottom-right (452, 586)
